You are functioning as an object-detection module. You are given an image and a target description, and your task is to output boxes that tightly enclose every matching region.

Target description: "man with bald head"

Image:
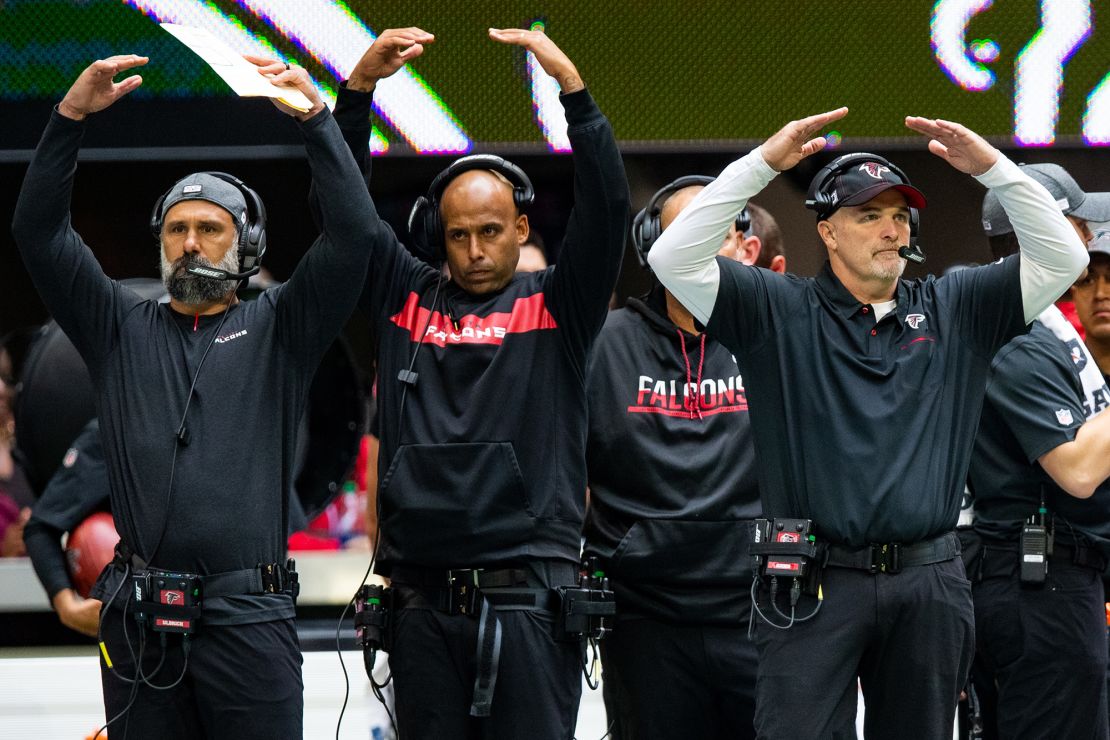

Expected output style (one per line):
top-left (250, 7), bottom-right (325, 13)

top-left (327, 27), bottom-right (628, 737)
top-left (584, 178), bottom-right (787, 739)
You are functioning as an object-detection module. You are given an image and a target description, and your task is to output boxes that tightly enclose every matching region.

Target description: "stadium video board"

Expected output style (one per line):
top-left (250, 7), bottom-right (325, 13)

top-left (2, 0), bottom-right (1110, 154)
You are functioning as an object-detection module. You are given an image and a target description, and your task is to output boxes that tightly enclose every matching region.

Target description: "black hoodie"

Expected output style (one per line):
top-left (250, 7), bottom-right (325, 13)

top-left (584, 286), bottom-right (761, 624)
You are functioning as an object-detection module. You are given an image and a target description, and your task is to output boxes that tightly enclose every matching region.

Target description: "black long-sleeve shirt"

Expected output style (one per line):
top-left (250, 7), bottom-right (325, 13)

top-left (12, 106), bottom-right (375, 624)
top-left (24, 420), bottom-right (109, 599)
top-left (330, 85), bottom-right (629, 569)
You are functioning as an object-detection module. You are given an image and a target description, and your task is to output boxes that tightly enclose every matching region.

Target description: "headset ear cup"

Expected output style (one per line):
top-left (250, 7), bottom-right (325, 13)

top-left (631, 209), bottom-right (649, 268)
top-left (736, 207), bottom-right (751, 235)
top-left (240, 223), bottom-right (266, 273)
top-left (644, 210), bottom-right (662, 255)
top-left (150, 187), bottom-right (172, 239)
top-left (512, 183), bottom-right (534, 211)
top-left (406, 195), bottom-right (445, 265)
top-left (427, 202), bottom-right (444, 263)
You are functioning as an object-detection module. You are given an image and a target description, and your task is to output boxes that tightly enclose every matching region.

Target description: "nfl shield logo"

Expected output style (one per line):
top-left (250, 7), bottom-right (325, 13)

top-left (1055, 409), bottom-right (1074, 425)
top-left (62, 447), bottom-right (79, 468)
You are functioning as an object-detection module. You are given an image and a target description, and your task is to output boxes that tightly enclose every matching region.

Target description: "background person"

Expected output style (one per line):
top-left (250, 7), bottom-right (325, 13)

top-left (585, 176), bottom-right (789, 739)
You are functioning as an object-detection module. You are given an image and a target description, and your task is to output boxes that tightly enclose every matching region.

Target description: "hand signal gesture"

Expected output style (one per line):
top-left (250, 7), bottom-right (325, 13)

top-left (348, 27), bottom-right (435, 92)
top-left (905, 117), bottom-right (999, 176)
top-left (489, 27), bottom-right (583, 94)
top-left (58, 55), bottom-right (148, 121)
top-left (759, 108), bottom-right (849, 172)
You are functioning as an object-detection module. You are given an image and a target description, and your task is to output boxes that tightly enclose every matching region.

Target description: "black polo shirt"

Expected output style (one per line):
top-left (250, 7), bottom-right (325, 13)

top-left (969, 321), bottom-right (1110, 553)
top-left (705, 255), bottom-right (1026, 546)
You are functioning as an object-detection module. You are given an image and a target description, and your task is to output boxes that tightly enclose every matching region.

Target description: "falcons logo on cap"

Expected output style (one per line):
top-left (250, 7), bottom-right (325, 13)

top-left (859, 162), bottom-right (890, 180)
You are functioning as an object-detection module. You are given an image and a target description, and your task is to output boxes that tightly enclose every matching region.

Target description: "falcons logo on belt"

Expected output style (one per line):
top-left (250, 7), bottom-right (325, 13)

top-left (859, 162), bottom-right (890, 179)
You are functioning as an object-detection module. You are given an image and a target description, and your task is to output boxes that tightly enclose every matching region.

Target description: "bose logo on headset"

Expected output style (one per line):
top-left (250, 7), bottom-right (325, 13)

top-left (150, 171), bottom-right (269, 280)
top-left (407, 154), bottom-right (535, 265)
top-left (631, 175), bottom-right (752, 269)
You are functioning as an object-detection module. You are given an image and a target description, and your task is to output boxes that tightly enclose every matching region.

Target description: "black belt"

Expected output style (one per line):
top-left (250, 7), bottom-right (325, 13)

top-left (205, 562), bottom-right (299, 598)
top-left (389, 563), bottom-right (572, 614)
top-left (825, 532), bottom-right (961, 574)
top-left (112, 543), bottom-right (299, 598)
top-left (389, 564), bottom-right (569, 717)
top-left (975, 541), bottom-right (1107, 581)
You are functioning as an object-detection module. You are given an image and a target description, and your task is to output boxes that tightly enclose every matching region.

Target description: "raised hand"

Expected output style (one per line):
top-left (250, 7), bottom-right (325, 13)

top-left (348, 27), bottom-right (435, 92)
top-left (243, 55), bottom-right (326, 120)
top-left (905, 117), bottom-right (999, 176)
top-left (489, 27), bottom-right (583, 93)
top-left (58, 55), bottom-right (148, 121)
top-left (758, 108), bottom-right (849, 172)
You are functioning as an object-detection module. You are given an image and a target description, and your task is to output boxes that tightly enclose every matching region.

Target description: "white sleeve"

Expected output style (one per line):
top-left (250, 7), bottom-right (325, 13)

top-left (973, 156), bottom-right (1089, 324)
top-left (646, 149), bottom-right (779, 324)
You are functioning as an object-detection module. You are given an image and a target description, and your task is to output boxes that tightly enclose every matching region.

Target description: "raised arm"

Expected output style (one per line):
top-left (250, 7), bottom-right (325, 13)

top-left (305, 28), bottom-right (435, 226)
top-left (648, 108), bottom-right (847, 324)
top-left (489, 27), bottom-right (630, 366)
top-left (11, 55), bottom-right (148, 363)
top-left (252, 33), bottom-right (434, 334)
top-left (906, 117), bottom-right (1088, 323)
top-left (242, 58), bottom-right (400, 357)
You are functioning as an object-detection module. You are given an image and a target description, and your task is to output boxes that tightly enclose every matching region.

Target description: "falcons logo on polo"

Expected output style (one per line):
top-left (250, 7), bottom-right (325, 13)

top-left (905, 314), bottom-right (926, 329)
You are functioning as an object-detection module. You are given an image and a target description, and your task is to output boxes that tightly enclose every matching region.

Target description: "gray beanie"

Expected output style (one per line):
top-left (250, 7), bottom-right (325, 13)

top-left (159, 173), bottom-right (248, 228)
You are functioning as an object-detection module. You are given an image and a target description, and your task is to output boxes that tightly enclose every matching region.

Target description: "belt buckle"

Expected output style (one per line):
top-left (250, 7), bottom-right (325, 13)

top-left (870, 543), bottom-right (903, 574)
top-left (261, 562), bottom-right (284, 594)
top-left (447, 569), bottom-right (482, 616)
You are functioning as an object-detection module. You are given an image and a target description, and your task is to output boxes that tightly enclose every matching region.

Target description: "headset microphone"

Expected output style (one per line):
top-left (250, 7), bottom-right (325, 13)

top-left (185, 264), bottom-right (260, 281)
top-left (898, 244), bottom-right (926, 265)
top-left (897, 207), bottom-right (925, 265)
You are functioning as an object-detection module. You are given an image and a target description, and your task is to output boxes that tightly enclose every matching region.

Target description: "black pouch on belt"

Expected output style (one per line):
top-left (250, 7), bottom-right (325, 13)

top-left (132, 568), bottom-right (203, 635)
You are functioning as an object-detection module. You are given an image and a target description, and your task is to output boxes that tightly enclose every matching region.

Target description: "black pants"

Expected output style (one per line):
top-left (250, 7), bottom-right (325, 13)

top-left (600, 617), bottom-right (757, 740)
top-left (99, 602), bottom-right (303, 739)
top-left (752, 559), bottom-right (973, 740)
top-left (972, 546), bottom-right (1108, 740)
top-left (389, 588), bottom-right (582, 739)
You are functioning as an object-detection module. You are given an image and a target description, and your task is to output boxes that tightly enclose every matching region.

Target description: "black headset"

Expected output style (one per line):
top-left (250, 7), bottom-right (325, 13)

top-left (407, 154), bottom-right (535, 264)
top-left (805, 153), bottom-right (922, 258)
top-left (632, 175), bottom-right (752, 268)
top-left (150, 171), bottom-right (268, 276)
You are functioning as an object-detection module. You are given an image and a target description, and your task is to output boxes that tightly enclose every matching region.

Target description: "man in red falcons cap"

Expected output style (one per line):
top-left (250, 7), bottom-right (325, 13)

top-left (647, 108), bottom-right (1089, 739)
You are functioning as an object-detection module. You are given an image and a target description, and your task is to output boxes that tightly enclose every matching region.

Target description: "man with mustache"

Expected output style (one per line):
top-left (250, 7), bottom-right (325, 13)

top-left (12, 53), bottom-right (375, 738)
top-left (647, 110), bottom-right (1089, 738)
